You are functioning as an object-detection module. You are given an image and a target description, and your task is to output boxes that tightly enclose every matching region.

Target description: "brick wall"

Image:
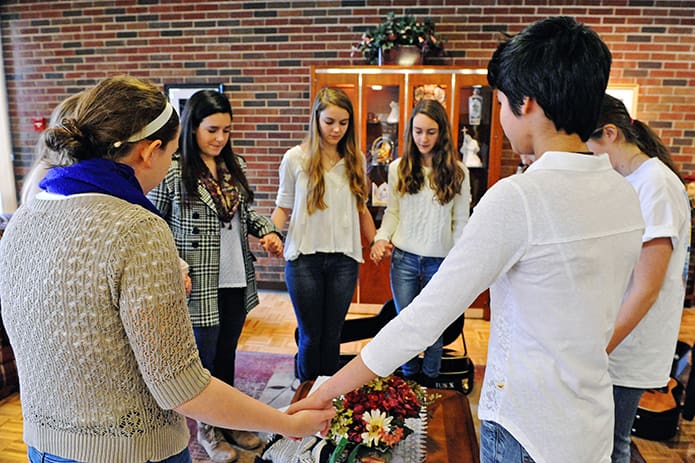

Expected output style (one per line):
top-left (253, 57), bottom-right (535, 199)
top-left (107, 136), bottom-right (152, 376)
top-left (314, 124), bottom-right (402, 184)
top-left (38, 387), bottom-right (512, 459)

top-left (2, 0), bottom-right (694, 286)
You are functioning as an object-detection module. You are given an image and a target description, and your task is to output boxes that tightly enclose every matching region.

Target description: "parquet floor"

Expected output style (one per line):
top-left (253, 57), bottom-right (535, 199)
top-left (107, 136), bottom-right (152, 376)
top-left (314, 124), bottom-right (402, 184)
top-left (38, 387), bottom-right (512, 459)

top-left (0, 291), bottom-right (693, 462)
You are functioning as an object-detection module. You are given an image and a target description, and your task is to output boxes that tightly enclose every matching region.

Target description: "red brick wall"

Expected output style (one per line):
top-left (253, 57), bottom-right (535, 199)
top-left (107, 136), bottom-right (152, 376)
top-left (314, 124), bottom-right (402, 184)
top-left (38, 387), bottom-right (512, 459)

top-left (2, 1), bottom-right (694, 285)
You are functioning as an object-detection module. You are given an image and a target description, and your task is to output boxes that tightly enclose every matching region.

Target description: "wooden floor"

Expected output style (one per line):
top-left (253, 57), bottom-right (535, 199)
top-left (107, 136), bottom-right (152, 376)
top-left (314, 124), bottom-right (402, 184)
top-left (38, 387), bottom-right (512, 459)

top-left (0, 290), bottom-right (693, 462)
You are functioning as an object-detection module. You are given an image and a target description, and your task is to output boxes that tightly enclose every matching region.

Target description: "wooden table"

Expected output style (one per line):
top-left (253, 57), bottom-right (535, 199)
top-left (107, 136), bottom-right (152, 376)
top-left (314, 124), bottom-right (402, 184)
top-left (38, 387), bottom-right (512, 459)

top-left (292, 383), bottom-right (480, 463)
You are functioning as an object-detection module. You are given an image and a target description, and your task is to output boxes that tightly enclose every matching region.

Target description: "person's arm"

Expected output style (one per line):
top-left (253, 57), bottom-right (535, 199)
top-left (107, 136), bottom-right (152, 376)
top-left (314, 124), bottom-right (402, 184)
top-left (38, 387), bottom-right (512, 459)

top-left (271, 206), bottom-right (291, 231)
top-left (606, 237), bottom-right (673, 354)
top-left (244, 202), bottom-right (284, 257)
top-left (359, 206), bottom-right (377, 248)
top-left (288, 355), bottom-right (377, 413)
top-left (175, 376), bottom-right (334, 437)
top-left (271, 149), bottom-right (296, 233)
top-left (370, 163), bottom-right (400, 263)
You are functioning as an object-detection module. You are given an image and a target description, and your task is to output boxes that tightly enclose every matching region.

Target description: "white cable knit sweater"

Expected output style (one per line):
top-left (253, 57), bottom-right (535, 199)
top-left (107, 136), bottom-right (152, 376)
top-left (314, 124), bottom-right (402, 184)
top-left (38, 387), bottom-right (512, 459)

top-left (0, 193), bottom-right (211, 463)
top-left (374, 158), bottom-right (470, 257)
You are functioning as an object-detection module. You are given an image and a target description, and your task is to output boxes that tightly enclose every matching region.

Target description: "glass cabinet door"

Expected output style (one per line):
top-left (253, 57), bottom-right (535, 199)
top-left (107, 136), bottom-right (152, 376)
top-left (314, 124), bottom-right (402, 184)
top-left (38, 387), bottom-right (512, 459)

top-left (454, 74), bottom-right (502, 209)
top-left (361, 74), bottom-right (404, 226)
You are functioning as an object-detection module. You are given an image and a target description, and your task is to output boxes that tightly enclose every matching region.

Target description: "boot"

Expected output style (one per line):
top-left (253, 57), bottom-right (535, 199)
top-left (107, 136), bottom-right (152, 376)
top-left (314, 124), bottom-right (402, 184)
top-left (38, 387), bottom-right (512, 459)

top-left (197, 422), bottom-right (238, 463)
top-left (222, 429), bottom-right (263, 450)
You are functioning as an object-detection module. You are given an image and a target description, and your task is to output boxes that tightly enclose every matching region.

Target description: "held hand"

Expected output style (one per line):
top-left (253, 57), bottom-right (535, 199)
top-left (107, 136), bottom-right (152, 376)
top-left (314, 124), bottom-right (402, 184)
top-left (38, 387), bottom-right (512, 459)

top-left (283, 407), bottom-right (336, 439)
top-left (369, 239), bottom-right (392, 264)
top-left (183, 273), bottom-right (192, 296)
top-left (286, 393), bottom-right (334, 416)
top-left (260, 233), bottom-right (284, 257)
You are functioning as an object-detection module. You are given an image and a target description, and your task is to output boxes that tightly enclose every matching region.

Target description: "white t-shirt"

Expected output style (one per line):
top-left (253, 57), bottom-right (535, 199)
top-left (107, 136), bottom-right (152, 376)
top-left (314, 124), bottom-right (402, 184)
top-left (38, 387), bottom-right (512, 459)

top-left (361, 152), bottom-right (644, 463)
top-left (275, 145), bottom-right (365, 263)
top-left (609, 157), bottom-right (691, 388)
top-left (374, 158), bottom-right (470, 257)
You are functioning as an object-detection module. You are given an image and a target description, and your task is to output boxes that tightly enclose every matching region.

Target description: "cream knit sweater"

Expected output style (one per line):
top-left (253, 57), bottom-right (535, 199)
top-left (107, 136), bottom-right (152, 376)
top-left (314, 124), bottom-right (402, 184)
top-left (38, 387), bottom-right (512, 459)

top-left (0, 193), bottom-right (211, 463)
top-left (374, 158), bottom-right (470, 257)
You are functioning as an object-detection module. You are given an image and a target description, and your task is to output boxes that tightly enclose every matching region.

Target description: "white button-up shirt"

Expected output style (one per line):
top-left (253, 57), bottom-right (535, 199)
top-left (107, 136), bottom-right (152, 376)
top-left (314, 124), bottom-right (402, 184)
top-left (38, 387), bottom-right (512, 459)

top-left (361, 151), bottom-right (645, 463)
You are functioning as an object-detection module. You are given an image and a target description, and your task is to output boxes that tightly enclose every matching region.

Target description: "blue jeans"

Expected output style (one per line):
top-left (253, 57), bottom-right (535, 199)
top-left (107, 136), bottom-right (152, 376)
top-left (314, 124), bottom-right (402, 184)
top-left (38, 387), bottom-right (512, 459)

top-left (285, 252), bottom-right (359, 382)
top-left (28, 446), bottom-right (192, 463)
top-left (193, 287), bottom-right (247, 387)
top-left (612, 385), bottom-right (645, 463)
top-left (390, 247), bottom-right (444, 378)
top-left (480, 420), bottom-right (535, 463)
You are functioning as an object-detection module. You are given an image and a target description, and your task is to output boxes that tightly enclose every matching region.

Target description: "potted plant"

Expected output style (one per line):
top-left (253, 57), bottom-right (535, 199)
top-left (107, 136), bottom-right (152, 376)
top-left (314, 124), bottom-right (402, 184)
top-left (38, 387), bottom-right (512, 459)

top-left (353, 12), bottom-right (445, 65)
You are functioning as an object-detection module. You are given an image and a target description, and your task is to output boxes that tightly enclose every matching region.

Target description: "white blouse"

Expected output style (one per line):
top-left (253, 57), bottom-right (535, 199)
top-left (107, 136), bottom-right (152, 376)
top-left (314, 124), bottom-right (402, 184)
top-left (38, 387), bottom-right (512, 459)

top-left (361, 152), bottom-right (645, 463)
top-left (275, 145), bottom-right (365, 263)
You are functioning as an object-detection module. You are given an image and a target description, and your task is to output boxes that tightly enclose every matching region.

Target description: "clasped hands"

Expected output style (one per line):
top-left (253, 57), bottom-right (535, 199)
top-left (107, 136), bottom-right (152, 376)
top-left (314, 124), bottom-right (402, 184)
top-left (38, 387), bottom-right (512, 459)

top-left (260, 232), bottom-right (284, 258)
top-left (286, 391), bottom-right (335, 437)
top-left (369, 239), bottom-right (393, 264)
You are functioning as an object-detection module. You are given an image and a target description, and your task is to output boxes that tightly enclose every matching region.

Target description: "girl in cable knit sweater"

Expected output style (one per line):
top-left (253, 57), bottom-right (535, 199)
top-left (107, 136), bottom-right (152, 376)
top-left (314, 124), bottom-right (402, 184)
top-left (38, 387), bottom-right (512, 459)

top-left (369, 99), bottom-right (470, 386)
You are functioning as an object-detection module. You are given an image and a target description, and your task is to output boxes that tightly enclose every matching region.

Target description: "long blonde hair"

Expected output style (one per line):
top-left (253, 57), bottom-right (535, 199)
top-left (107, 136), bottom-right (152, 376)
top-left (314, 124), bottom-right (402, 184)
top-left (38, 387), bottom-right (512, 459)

top-left (304, 87), bottom-right (367, 214)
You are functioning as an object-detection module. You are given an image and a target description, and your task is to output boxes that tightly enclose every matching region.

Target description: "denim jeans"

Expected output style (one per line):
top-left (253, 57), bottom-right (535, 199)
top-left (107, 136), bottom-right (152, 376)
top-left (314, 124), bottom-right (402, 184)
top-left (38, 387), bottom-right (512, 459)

top-left (285, 252), bottom-right (359, 382)
top-left (390, 247), bottom-right (444, 378)
top-left (28, 446), bottom-right (192, 463)
top-left (480, 420), bottom-right (535, 463)
top-left (612, 385), bottom-right (645, 463)
top-left (193, 287), bottom-right (246, 387)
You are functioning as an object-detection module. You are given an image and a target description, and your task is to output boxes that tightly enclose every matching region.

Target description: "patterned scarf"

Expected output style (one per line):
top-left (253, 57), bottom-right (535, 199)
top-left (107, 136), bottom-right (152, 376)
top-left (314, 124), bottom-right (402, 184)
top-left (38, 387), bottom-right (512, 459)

top-left (199, 157), bottom-right (240, 226)
top-left (39, 157), bottom-right (162, 217)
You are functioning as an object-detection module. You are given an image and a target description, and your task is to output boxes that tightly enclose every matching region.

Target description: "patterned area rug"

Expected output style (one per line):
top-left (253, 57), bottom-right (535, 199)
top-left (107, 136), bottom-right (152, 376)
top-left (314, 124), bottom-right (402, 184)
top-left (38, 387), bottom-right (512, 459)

top-left (187, 351), bottom-right (295, 463)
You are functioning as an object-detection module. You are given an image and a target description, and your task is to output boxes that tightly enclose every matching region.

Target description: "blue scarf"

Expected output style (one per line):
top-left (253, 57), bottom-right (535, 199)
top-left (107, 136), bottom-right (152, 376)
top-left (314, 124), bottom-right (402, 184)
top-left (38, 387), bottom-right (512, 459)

top-left (39, 158), bottom-right (162, 217)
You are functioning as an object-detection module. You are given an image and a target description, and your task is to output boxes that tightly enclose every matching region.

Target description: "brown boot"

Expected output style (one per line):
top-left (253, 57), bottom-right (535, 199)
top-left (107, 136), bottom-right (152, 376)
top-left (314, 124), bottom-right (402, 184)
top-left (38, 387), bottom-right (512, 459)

top-left (197, 422), bottom-right (238, 462)
top-left (223, 429), bottom-right (263, 450)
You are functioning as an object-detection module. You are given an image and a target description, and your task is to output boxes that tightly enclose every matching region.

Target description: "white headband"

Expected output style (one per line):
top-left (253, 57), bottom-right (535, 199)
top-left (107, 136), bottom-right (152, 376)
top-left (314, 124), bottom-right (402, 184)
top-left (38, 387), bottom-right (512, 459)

top-left (128, 101), bottom-right (174, 142)
top-left (114, 101), bottom-right (174, 148)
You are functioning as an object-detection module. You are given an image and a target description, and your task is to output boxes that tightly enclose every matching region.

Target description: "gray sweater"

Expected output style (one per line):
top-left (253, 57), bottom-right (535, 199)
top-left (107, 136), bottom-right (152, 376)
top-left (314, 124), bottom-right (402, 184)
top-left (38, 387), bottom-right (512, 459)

top-left (0, 194), bottom-right (211, 463)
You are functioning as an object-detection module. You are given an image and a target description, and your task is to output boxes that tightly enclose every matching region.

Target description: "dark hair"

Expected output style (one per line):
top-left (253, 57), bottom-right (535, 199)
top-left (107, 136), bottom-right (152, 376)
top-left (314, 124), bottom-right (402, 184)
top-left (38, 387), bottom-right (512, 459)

top-left (45, 76), bottom-right (179, 162)
top-left (590, 93), bottom-right (682, 182)
top-left (179, 89), bottom-right (254, 202)
top-left (487, 16), bottom-right (611, 141)
top-left (399, 99), bottom-right (465, 205)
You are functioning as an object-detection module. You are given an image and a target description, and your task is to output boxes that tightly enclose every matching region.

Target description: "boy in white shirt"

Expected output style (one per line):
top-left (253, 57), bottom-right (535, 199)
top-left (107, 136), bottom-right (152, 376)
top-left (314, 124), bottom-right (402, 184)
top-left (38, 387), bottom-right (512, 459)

top-left (289, 16), bottom-right (645, 463)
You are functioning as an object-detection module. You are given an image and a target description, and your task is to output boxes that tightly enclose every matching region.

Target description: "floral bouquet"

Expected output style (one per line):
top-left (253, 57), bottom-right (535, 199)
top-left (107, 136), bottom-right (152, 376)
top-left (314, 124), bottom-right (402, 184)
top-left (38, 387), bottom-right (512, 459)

top-left (326, 375), bottom-right (432, 463)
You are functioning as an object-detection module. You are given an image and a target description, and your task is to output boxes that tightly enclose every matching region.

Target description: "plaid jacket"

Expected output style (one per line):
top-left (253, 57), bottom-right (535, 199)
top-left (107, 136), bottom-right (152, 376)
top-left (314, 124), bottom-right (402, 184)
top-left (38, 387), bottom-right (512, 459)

top-left (147, 155), bottom-right (280, 327)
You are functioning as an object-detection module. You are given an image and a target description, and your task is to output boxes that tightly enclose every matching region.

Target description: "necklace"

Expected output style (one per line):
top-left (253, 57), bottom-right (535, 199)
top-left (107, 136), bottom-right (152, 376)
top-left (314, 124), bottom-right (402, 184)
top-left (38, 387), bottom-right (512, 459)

top-left (322, 151), bottom-right (340, 167)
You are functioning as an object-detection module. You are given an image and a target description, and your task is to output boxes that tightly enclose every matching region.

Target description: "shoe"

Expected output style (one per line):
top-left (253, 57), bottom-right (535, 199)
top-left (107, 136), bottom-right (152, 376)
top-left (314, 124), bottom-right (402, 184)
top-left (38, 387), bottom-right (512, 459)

top-left (223, 429), bottom-right (263, 450)
top-left (197, 422), bottom-right (238, 463)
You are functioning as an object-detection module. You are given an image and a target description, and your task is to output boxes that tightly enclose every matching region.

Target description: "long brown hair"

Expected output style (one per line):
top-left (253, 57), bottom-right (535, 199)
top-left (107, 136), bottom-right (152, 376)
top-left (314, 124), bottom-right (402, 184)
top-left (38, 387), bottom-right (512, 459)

top-left (398, 99), bottom-right (465, 204)
top-left (304, 87), bottom-right (367, 214)
top-left (591, 93), bottom-right (682, 182)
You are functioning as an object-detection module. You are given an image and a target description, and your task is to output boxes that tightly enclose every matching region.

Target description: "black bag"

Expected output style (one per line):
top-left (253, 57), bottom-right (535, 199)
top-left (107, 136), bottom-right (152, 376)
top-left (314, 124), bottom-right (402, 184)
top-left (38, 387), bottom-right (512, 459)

top-left (435, 350), bottom-right (475, 395)
top-left (632, 377), bottom-right (684, 441)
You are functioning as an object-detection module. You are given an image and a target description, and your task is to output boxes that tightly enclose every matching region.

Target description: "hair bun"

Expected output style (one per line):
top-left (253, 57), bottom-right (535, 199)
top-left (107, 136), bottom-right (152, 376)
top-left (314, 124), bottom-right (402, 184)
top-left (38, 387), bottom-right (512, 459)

top-left (44, 117), bottom-right (94, 161)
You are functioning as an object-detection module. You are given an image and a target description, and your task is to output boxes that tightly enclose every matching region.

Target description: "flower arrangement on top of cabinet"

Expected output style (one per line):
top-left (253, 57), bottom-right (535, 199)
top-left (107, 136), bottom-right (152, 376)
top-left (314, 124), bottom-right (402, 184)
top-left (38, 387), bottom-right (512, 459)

top-left (352, 12), bottom-right (445, 65)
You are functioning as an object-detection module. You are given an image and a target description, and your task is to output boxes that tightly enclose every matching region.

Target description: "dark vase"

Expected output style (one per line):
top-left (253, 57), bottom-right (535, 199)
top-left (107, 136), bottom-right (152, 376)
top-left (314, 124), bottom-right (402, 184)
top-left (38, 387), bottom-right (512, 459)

top-left (378, 45), bottom-right (423, 66)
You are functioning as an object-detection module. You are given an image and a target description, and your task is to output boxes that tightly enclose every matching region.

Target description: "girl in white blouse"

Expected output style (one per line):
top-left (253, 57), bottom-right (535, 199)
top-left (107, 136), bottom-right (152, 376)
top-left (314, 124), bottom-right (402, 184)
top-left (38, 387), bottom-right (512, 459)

top-left (272, 87), bottom-right (376, 382)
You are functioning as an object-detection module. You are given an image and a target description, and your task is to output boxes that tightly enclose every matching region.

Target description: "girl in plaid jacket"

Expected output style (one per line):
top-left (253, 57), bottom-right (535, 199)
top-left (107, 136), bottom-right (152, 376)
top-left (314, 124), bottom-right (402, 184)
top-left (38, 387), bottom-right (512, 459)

top-left (148, 90), bottom-right (283, 463)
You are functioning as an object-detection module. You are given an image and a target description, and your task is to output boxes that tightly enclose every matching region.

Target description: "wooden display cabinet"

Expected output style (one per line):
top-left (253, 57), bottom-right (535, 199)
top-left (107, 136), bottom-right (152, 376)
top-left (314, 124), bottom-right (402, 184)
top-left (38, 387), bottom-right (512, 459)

top-left (311, 66), bottom-right (503, 317)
